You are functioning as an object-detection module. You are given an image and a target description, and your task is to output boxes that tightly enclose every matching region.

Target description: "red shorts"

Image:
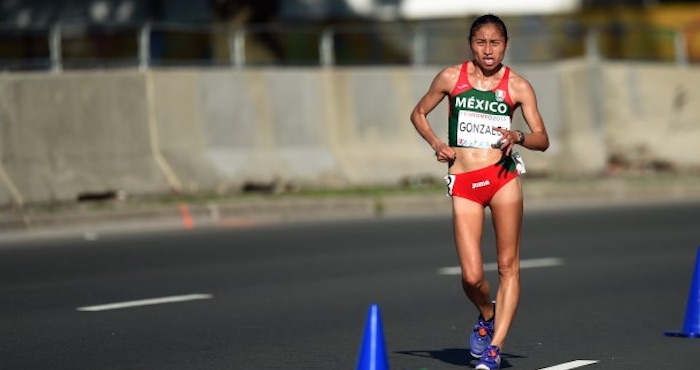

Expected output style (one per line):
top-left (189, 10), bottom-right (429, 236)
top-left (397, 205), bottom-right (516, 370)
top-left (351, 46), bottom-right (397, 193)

top-left (445, 158), bottom-right (519, 206)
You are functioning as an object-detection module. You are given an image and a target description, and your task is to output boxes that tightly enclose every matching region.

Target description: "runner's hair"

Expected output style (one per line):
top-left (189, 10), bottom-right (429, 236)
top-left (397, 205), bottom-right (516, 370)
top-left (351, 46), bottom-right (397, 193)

top-left (469, 14), bottom-right (509, 43)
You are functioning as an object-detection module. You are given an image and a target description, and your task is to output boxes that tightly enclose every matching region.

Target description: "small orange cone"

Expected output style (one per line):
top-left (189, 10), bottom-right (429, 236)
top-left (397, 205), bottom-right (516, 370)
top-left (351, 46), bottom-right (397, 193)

top-left (665, 245), bottom-right (700, 338)
top-left (178, 202), bottom-right (194, 229)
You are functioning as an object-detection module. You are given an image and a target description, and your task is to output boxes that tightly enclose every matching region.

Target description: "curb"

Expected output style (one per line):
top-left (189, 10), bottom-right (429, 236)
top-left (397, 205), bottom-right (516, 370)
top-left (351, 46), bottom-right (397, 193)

top-left (2, 175), bottom-right (700, 243)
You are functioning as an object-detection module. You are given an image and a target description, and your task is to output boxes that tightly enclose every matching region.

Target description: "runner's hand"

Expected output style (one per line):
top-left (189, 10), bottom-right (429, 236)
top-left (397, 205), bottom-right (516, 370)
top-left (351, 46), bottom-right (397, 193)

top-left (493, 127), bottom-right (517, 156)
top-left (432, 142), bottom-right (457, 163)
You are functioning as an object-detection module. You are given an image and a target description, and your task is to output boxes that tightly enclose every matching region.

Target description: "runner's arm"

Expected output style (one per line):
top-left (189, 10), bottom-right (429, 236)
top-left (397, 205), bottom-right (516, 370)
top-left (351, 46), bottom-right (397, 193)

top-left (410, 68), bottom-right (457, 162)
top-left (512, 77), bottom-right (549, 152)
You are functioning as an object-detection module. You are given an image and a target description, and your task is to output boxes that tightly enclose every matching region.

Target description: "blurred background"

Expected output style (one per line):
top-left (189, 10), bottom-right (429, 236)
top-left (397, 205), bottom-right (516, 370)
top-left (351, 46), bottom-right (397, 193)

top-left (1, 0), bottom-right (699, 208)
top-left (2, 0), bottom-right (700, 69)
top-left (0, 0), bottom-right (700, 71)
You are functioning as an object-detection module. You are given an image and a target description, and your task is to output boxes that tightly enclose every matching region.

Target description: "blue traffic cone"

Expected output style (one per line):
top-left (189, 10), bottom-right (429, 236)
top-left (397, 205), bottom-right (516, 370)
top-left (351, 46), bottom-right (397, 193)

top-left (356, 304), bottom-right (390, 370)
top-left (665, 245), bottom-right (700, 338)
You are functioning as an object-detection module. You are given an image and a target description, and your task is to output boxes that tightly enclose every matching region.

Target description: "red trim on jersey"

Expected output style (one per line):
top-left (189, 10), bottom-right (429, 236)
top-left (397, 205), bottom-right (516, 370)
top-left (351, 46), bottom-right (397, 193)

top-left (449, 61), bottom-right (471, 96)
top-left (449, 61), bottom-right (514, 108)
top-left (494, 66), bottom-right (514, 107)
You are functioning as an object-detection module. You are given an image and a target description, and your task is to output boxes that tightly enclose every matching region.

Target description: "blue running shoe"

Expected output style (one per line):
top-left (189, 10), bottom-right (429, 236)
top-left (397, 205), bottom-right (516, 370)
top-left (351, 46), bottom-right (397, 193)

top-left (475, 345), bottom-right (501, 370)
top-left (469, 314), bottom-right (494, 358)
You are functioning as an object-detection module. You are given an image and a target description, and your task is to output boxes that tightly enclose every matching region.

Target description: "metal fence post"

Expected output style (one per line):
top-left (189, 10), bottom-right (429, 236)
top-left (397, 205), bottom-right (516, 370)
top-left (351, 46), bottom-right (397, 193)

top-left (320, 26), bottom-right (335, 67)
top-left (49, 23), bottom-right (62, 72)
top-left (585, 27), bottom-right (600, 62)
top-left (139, 22), bottom-right (151, 70)
top-left (411, 23), bottom-right (426, 66)
top-left (230, 27), bottom-right (246, 68)
top-left (674, 29), bottom-right (688, 66)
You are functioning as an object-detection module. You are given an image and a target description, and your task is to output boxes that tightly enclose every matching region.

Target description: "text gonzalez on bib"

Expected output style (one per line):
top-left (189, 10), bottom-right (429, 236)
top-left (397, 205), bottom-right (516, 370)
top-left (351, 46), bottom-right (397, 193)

top-left (455, 96), bottom-right (511, 148)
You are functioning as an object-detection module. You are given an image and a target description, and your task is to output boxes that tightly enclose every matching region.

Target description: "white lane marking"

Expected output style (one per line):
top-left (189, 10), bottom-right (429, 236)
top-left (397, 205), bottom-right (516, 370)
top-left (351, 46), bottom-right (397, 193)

top-left (537, 360), bottom-right (599, 370)
top-left (437, 257), bottom-right (564, 275)
top-left (77, 294), bottom-right (213, 312)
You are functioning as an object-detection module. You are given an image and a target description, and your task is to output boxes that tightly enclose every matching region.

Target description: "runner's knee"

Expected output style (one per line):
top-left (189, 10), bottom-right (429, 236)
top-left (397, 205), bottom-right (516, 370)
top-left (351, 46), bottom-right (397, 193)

top-left (497, 257), bottom-right (519, 278)
top-left (462, 270), bottom-right (486, 289)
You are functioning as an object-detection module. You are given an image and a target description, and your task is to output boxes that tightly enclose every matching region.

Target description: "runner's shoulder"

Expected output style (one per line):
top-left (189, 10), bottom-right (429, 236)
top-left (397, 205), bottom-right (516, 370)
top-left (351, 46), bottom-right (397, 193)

top-left (507, 69), bottom-right (536, 99)
top-left (434, 64), bottom-right (462, 90)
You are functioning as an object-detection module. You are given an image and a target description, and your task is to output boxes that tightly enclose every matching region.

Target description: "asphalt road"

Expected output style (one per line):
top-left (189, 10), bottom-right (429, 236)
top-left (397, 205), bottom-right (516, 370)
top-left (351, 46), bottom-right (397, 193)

top-left (1, 201), bottom-right (699, 370)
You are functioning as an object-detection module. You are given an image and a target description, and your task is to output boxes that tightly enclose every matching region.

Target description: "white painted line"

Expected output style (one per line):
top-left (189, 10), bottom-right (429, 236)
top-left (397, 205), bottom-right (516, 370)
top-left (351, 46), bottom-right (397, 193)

top-left (515, 257), bottom-right (565, 270)
top-left (77, 294), bottom-right (213, 312)
top-left (537, 360), bottom-right (599, 370)
top-left (437, 257), bottom-right (564, 275)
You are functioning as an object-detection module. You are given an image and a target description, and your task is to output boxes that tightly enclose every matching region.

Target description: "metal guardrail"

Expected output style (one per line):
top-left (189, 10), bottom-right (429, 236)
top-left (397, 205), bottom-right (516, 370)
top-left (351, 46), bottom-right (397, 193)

top-left (0, 20), bottom-right (696, 72)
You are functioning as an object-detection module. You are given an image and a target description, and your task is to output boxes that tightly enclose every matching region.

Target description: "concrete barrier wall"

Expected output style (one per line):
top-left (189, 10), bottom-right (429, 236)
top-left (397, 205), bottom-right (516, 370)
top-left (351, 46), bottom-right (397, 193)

top-left (1, 62), bottom-right (699, 207)
top-left (328, 67), bottom-right (446, 185)
top-left (0, 71), bottom-right (170, 207)
top-left (550, 60), bottom-right (609, 175)
top-left (195, 69), bottom-right (342, 190)
top-left (150, 71), bottom-right (221, 192)
top-left (602, 63), bottom-right (700, 170)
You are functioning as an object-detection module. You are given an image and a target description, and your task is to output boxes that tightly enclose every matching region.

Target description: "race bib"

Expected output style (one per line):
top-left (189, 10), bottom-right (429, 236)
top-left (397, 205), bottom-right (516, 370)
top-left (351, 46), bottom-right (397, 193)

top-left (456, 110), bottom-right (511, 148)
top-left (444, 174), bottom-right (456, 197)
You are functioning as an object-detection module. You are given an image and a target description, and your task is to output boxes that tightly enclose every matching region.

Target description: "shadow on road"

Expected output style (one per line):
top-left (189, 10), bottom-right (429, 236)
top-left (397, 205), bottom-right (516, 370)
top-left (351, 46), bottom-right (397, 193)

top-left (396, 347), bottom-right (526, 368)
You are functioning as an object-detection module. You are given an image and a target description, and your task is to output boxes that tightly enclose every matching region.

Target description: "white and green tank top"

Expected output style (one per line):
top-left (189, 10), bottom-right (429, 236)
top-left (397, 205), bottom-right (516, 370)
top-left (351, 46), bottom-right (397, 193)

top-left (448, 61), bottom-right (516, 148)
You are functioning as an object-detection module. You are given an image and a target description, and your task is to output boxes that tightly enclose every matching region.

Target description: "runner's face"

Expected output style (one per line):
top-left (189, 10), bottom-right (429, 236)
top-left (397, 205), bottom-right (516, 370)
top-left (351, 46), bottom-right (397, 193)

top-left (470, 24), bottom-right (507, 71)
